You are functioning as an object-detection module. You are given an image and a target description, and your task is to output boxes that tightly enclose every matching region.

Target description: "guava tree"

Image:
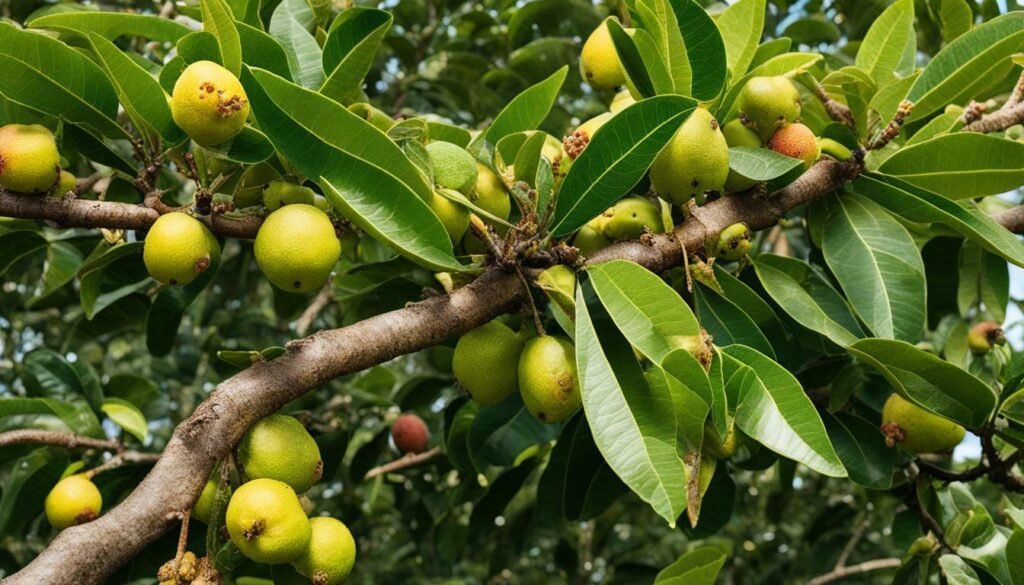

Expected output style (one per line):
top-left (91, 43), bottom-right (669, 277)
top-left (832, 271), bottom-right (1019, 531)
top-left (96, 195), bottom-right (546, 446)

top-left (1, 0), bottom-right (1024, 583)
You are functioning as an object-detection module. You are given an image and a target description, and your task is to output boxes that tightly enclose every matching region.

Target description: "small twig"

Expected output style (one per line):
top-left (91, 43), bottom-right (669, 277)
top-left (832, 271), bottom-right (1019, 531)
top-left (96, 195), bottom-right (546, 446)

top-left (963, 71), bottom-right (1024, 133)
top-left (173, 510), bottom-right (191, 579)
top-left (85, 451), bottom-right (162, 479)
top-left (0, 429), bottom-right (121, 451)
top-left (363, 447), bottom-right (443, 481)
top-left (834, 520), bottom-right (867, 570)
top-left (295, 284), bottom-right (334, 336)
top-left (516, 266), bottom-right (546, 337)
top-left (917, 459), bottom-right (989, 483)
top-left (799, 73), bottom-right (855, 128)
top-left (805, 558), bottom-right (901, 585)
top-left (868, 100), bottom-right (913, 150)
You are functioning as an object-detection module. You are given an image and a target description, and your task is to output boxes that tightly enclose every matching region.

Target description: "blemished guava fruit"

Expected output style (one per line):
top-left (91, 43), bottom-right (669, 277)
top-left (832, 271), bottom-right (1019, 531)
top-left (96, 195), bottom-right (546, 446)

top-left (967, 321), bottom-right (1006, 355)
top-left (171, 60), bottom-right (250, 147)
top-left (264, 180), bottom-right (317, 211)
top-left (193, 478), bottom-right (222, 524)
top-left (428, 191), bottom-right (471, 242)
top-left (471, 162), bottom-right (510, 221)
top-left (226, 478), bottom-right (312, 565)
top-left (721, 119), bottom-right (762, 192)
top-left (45, 474), bottom-right (102, 530)
top-left (254, 204), bottom-right (341, 292)
top-left (573, 220), bottom-right (614, 257)
top-left (54, 170), bottom-right (76, 196)
top-left (144, 212), bottom-right (220, 286)
top-left (292, 517), bottom-right (357, 585)
top-left (391, 413), bottom-right (430, 454)
top-left (239, 414), bottom-right (323, 493)
top-left (881, 394), bottom-right (966, 455)
top-left (714, 223), bottom-right (752, 261)
top-left (601, 196), bottom-right (664, 240)
top-left (426, 141), bottom-right (478, 195)
top-left (767, 123), bottom-right (820, 169)
top-left (518, 335), bottom-right (580, 423)
top-left (650, 108), bottom-right (729, 205)
top-left (610, 89), bottom-right (636, 113)
top-left (738, 76), bottom-right (802, 141)
top-left (536, 265), bottom-right (576, 316)
top-left (0, 123), bottom-right (60, 194)
top-left (453, 320), bottom-right (524, 405)
top-left (580, 18), bottom-right (628, 90)
top-left (666, 329), bottom-right (714, 370)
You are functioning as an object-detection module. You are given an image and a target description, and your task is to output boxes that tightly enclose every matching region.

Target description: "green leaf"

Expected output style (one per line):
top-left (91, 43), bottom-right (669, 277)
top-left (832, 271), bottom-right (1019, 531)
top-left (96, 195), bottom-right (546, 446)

top-left (551, 96), bottom-right (697, 236)
top-left (753, 254), bottom-right (864, 347)
top-left (822, 411), bottom-right (896, 489)
top-left (879, 135), bottom-right (1024, 199)
top-left (216, 346), bottom-right (287, 370)
top-left (27, 241), bottom-right (83, 307)
top-left (906, 12), bottom-right (1024, 120)
top-left (847, 338), bottom-right (997, 428)
top-left (201, 0), bottom-right (243, 76)
top-left (694, 284), bottom-right (774, 359)
top-left (634, 0), bottom-right (690, 95)
top-left (77, 241), bottom-right (147, 320)
top-left (269, 0), bottom-right (325, 89)
top-left (852, 174), bottom-right (1024, 268)
top-left (855, 0), bottom-right (915, 82)
top-left (721, 345), bottom-right (846, 477)
top-left (0, 397), bottom-right (103, 437)
top-left (28, 12), bottom-right (191, 42)
top-left (23, 349), bottom-right (103, 410)
top-left (931, 0), bottom-right (973, 44)
top-left (536, 412), bottom-right (629, 523)
top-left (467, 394), bottom-right (560, 469)
top-left (822, 193), bottom-right (926, 341)
top-left (726, 146), bottom-right (804, 188)
top-left (0, 449), bottom-right (67, 534)
top-left (585, 260), bottom-right (702, 363)
top-left (482, 66), bottom-right (567, 146)
top-left (0, 23), bottom-right (126, 138)
top-left (242, 67), bottom-right (462, 271)
top-left (101, 398), bottom-right (148, 443)
top-left (201, 125), bottom-right (275, 164)
top-left (608, 19), bottom-right (660, 99)
top-left (669, 0), bottom-right (727, 100)
top-left (237, 23), bottom-right (291, 80)
top-left (655, 546), bottom-right (727, 584)
top-left (321, 8), bottom-right (393, 104)
top-left (87, 33), bottom-right (185, 146)
top-left (146, 261), bottom-right (220, 357)
top-left (716, 0), bottom-right (766, 78)
top-left (939, 555), bottom-right (983, 585)
top-left (576, 272), bottom-right (688, 526)
top-left (957, 240), bottom-right (1008, 323)
top-left (0, 230), bottom-right (47, 275)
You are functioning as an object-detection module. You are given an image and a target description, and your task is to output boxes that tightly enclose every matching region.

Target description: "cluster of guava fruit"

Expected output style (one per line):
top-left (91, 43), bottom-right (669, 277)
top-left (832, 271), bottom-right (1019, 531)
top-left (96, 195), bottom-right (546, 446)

top-left (194, 414), bottom-right (357, 584)
top-left (0, 123), bottom-right (76, 196)
top-left (453, 312), bottom-right (581, 423)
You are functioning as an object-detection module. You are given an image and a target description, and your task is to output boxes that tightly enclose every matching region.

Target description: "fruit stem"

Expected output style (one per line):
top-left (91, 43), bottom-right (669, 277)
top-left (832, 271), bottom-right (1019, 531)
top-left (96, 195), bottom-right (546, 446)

top-left (515, 265), bottom-right (547, 337)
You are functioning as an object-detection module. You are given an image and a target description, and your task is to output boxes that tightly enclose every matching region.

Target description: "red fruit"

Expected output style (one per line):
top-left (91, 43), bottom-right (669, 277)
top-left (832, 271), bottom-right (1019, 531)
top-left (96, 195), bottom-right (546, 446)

top-left (391, 414), bottom-right (430, 454)
top-left (768, 123), bottom-right (819, 169)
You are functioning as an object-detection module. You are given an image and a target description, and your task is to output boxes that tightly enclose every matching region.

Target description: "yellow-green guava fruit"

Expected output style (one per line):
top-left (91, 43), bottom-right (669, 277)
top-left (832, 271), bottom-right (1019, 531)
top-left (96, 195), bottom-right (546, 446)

top-left (721, 119), bottom-right (762, 192)
top-left (453, 320), bottom-right (524, 405)
top-left (54, 170), bottom-right (76, 196)
top-left (610, 89), bottom-right (636, 113)
top-left (264, 180), bottom-right (317, 211)
top-left (0, 123), bottom-right (60, 194)
top-left (573, 219), bottom-right (614, 257)
top-left (601, 196), bottom-right (664, 241)
top-left (471, 162), bottom-right (510, 221)
top-left (580, 18), bottom-right (628, 90)
top-left (738, 76), bottom-right (802, 141)
top-left (650, 108), bottom-right (729, 205)
top-left (881, 394), bottom-right (966, 455)
top-left (518, 335), bottom-right (580, 423)
top-left (144, 212), bottom-right (220, 286)
top-left (714, 223), bottom-right (752, 261)
top-left (171, 60), bottom-right (250, 147)
top-left (234, 163), bottom-right (283, 208)
top-left (428, 191), bottom-right (471, 242)
top-left (45, 474), bottom-right (102, 530)
top-left (226, 478), bottom-right (312, 565)
top-left (426, 141), bottom-right (478, 195)
top-left (193, 478), bottom-right (225, 524)
top-left (292, 517), bottom-right (357, 585)
top-left (254, 204), bottom-right (341, 292)
top-left (239, 414), bottom-right (323, 493)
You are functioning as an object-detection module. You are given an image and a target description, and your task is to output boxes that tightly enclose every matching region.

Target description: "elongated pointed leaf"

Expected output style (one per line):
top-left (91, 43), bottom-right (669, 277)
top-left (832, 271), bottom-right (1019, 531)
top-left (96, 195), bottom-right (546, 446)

top-left (243, 68), bottom-right (463, 271)
top-left (852, 174), bottom-right (1024, 268)
top-left (727, 146), bottom-right (803, 187)
top-left (269, 0), bottom-right (324, 89)
top-left (855, 0), bottom-right (915, 82)
top-left (822, 193), bottom-right (925, 341)
top-left (0, 23), bottom-right (125, 138)
top-left (576, 272), bottom-right (688, 526)
top-left (88, 33), bottom-right (185, 146)
top-left (716, 0), bottom-right (766, 78)
top-left (694, 284), bottom-right (774, 358)
top-left (483, 66), bottom-right (567, 145)
top-left (721, 345), bottom-right (846, 477)
top-left (552, 96), bottom-right (696, 236)
top-left (906, 12), bottom-right (1024, 120)
top-left (848, 338), bottom-right (997, 428)
top-left (822, 411), bottom-right (896, 489)
top-left (101, 398), bottom-right (148, 443)
top-left (878, 134), bottom-right (1024, 199)
top-left (753, 254), bottom-right (864, 347)
top-left (667, 0), bottom-right (726, 100)
top-left (655, 546), bottom-right (727, 585)
top-left (0, 397), bottom-right (103, 438)
top-left (28, 12), bottom-right (191, 42)
top-left (321, 8), bottom-right (393, 103)
top-left (201, 0), bottom-right (242, 76)
top-left (608, 19), bottom-right (658, 98)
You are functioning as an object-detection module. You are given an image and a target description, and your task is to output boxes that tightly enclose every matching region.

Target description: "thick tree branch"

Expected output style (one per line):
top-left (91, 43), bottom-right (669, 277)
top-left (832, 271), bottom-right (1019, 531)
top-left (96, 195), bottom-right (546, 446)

top-left (0, 190), bottom-right (263, 239)
top-left (963, 72), bottom-right (1024, 133)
